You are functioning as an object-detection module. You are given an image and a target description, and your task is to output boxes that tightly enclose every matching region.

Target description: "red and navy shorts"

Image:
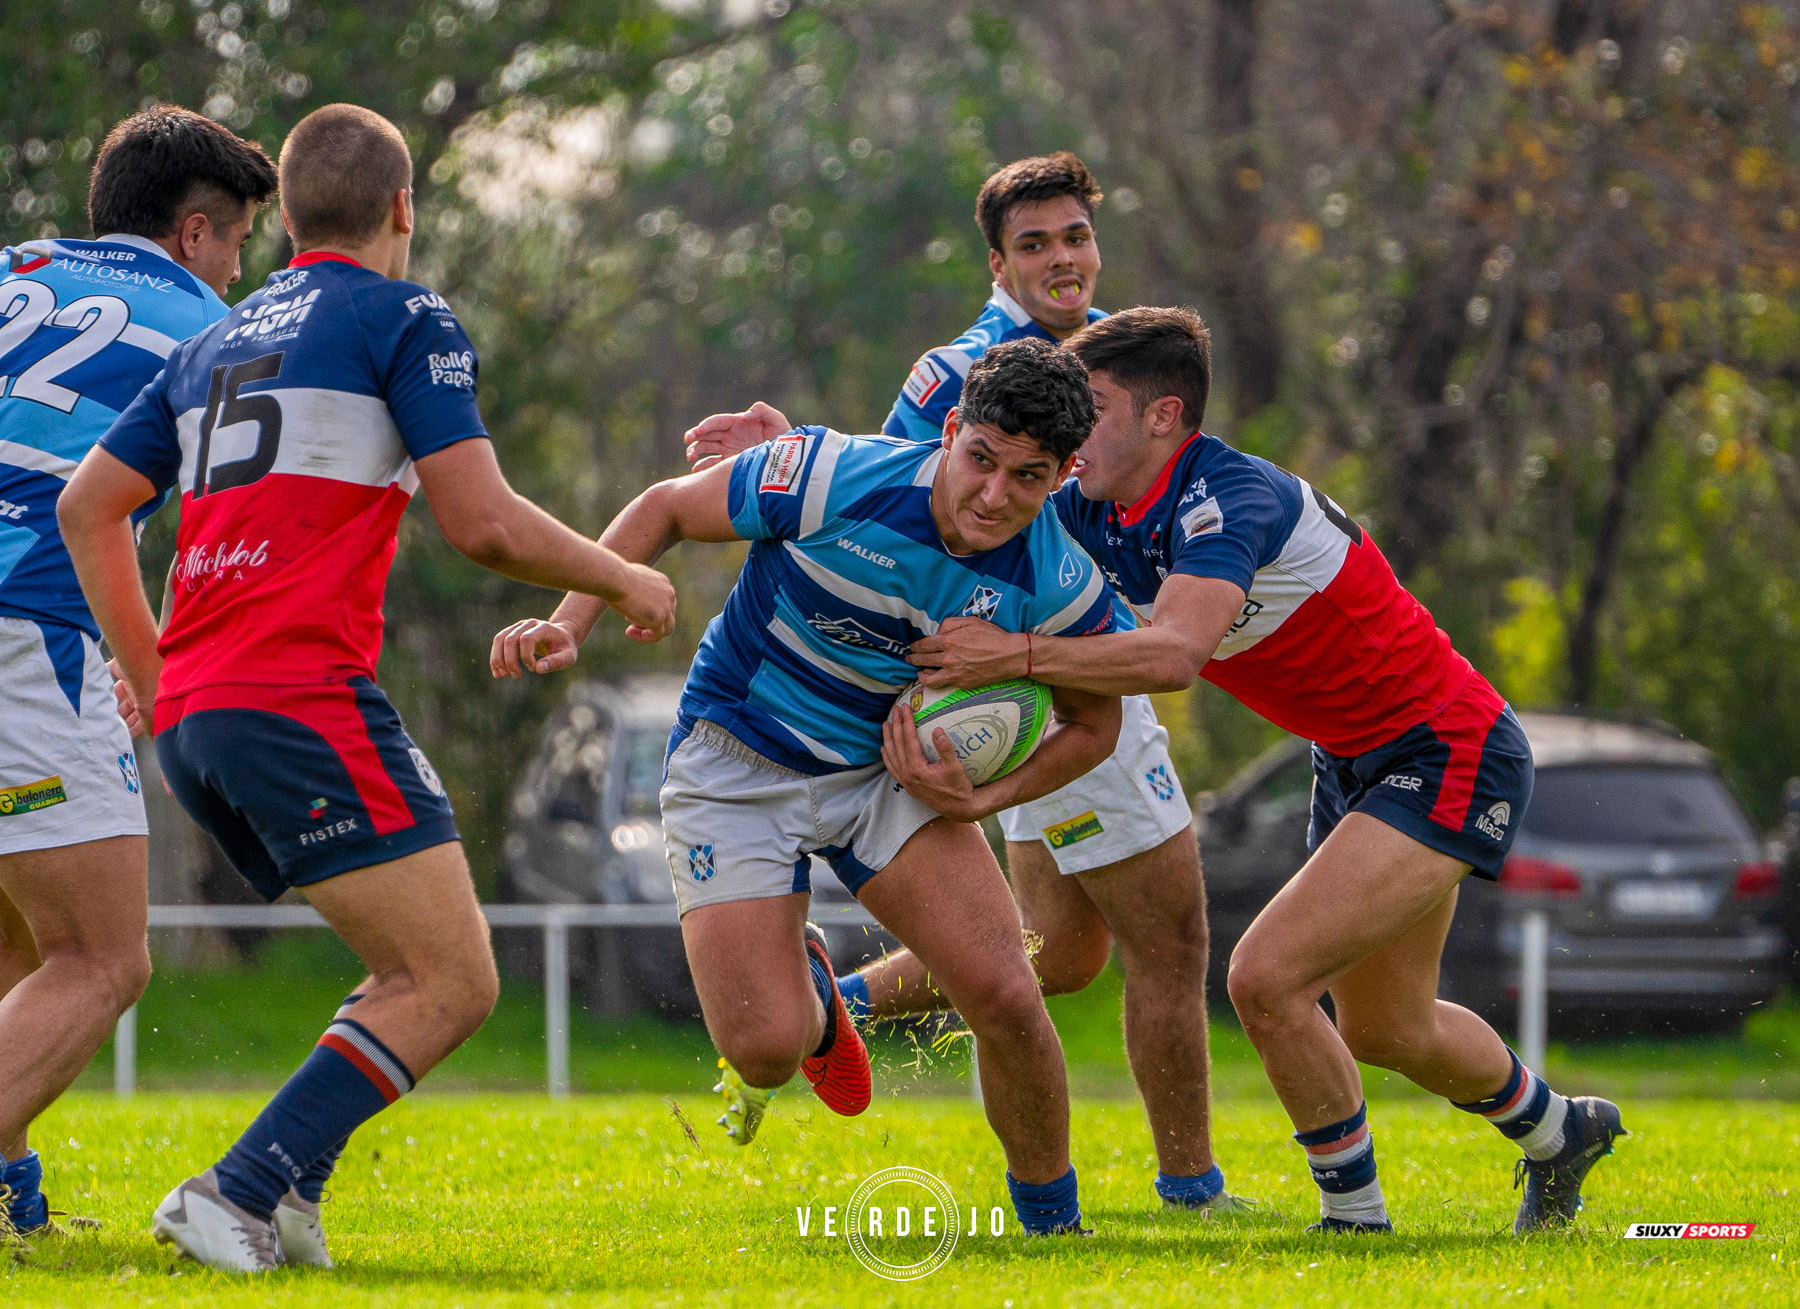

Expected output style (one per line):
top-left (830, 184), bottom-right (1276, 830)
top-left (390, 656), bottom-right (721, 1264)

top-left (1308, 679), bottom-right (1533, 880)
top-left (153, 677), bottom-right (459, 902)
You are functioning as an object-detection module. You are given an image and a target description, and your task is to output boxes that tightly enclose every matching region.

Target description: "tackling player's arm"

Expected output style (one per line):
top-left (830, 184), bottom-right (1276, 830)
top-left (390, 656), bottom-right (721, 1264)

top-left (58, 449), bottom-right (167, 732)
top-left (881, 684), bottom-right (1121, 824)
top-left (909, 572), bottom-right (1246, 696)
top-left (489, 454), bottom-right (742, 678)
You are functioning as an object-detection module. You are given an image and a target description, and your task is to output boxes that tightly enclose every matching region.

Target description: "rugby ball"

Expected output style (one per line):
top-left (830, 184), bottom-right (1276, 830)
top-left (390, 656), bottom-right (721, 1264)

top-left (901, 678), bottom-right (1053, 786)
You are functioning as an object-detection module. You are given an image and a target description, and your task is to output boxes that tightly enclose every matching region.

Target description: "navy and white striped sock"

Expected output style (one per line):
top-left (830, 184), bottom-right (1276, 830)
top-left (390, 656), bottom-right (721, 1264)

top-left (1453, 1048), bottom-right (1569, 1161)
top-left (293, 992), bottom-right (364, 1203)
top-left (1296, 1104), bottom-right (1388, 1226)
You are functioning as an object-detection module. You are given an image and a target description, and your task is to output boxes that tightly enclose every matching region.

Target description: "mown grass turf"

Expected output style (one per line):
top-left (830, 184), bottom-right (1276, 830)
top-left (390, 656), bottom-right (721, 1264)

top-left (3, 1094), bottom-right (1791, 1306)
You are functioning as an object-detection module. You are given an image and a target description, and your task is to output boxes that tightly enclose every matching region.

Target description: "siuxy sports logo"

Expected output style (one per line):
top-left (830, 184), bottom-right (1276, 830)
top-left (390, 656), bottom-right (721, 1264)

top-left (1476, 800), bottom-right (1511, 841)
top-left (1623, 1222), bottom-right (1755, 1239)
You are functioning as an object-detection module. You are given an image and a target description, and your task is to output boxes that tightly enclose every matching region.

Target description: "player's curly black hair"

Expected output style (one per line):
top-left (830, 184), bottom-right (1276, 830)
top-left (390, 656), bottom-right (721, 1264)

top-left (956, 337), bottom-right (1096, 462)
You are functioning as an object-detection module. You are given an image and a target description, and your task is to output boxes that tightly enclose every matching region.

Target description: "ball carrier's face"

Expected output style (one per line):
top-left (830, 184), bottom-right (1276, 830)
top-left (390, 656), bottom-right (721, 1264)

top-left (1068, 369), bottom-right (1189, 506)
top-left (931, 412), bottom-right (1078, 554)
top-left (988, 193), bottom-right (1101, 338)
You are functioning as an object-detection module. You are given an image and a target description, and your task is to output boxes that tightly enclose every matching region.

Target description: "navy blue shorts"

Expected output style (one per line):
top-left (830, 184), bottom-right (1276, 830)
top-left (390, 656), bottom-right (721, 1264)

top-left (154, 677), bottom-right (459, 902)
top-left (1309, 683), bottom-right (1533, 880)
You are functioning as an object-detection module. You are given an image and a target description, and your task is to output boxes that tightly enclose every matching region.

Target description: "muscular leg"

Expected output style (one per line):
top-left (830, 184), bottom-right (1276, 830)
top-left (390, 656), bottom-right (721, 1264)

top-left (1063, 829), bottom-right (1215, 1177)
top-left (0, 888), bottom-right (44, 1161)
top-left (1226, 812), bottom-right (1512, 1132)
top-left (0, 837), bottom-right (150, 1158)
top-left (681, 892), bottom-right (822, 1089)
top-left (858, 818), bottom-right (1071, 1185)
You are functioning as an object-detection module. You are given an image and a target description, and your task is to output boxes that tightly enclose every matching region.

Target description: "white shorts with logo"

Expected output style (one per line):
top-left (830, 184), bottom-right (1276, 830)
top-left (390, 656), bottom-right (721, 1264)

top-left (660, 718), bottom-right (940, 915)
top-left (0, 617), bottom-right (147, 855)
top-left (998, 694), bottom-right (1193, 875)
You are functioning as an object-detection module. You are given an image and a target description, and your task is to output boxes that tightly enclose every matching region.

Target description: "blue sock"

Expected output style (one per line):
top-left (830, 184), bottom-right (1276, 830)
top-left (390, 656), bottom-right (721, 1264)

top-left (213, 1016), bottom-right (415, 1220)
top-left (806, 950), bottom-right (837, 1058)
top-left (1006, 1165), bottom-right (1081, 1234)
top-left (1155, 1163), bottom-right (1225, 1207)
top-left (1, 1150), bottom-right (46, 1232)
top-left (293, 994), bottom-right (364, 1204)
top-left (837, 973), bottom-right (870, 1021)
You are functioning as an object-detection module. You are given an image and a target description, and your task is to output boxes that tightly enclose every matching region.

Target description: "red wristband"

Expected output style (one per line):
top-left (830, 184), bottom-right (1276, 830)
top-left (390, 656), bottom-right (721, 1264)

top-left (1025, 632), bottom-right (1033, 679)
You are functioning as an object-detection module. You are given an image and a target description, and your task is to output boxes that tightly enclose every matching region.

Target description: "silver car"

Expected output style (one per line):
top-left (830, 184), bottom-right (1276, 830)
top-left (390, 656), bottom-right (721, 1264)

top-left (1194, 712), bottom-right (1784, 1034)
top-left (504, 675), bottom-right (897, 1014)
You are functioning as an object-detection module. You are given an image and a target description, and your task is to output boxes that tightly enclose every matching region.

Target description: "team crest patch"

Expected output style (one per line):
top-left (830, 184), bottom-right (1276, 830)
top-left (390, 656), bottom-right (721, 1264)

top-left (409, 748), bottom-right (444, 797)
top-left (1044, 811), bottom-right (1104, 849)
top-left (1145, 764), bottom-right (1176, 801)
top-left (1476, 801), bottom-right (1511, 841)
top-left (0, 776), bottom-right (66, 816)
top-left (1180, 496), bottom-right (1224, 539)
top-left (118, 752), bottom-right (140, 795)
top-left (688, 845), bottom-right (716, 882)
top-left (760, 434), bottom-right (806, 493)
top-left (901, 354), bottom-right (950, 408)
top-left (962, 586), bottom-right (1001, 620)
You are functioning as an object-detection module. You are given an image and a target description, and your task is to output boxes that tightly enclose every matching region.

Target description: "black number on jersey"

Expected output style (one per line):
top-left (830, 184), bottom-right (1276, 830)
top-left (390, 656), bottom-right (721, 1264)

top-left (194, 352), bottom-right (284, 497)
top-left (1311, 486), bottom-right (1363, 545)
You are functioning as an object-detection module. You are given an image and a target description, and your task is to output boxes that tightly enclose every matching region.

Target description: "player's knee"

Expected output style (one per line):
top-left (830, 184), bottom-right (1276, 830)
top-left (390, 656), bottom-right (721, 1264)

top-left (716, 1028), bottom-right (804, 1090)
top-left (1033, 930), bottom-right (1110, 996)
top-left (957, 964), bottom-right (1047, 1037)
top-left (111, 942), bottom-right (153, 1011)
top-left (1225, 947), bottom-right (1295, 1031)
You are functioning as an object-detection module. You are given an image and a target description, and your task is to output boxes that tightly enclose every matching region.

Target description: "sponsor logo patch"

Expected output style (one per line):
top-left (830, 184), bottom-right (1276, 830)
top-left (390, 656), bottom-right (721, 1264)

top-left (838, 537), bottom-right (896, 569)
top-left (1180, 496), bottom-right (1224, 538)
top-left (0, 776), bottom-right (66, 815)
top-left (1044, 810), bottom-right (1104, 848)
top-left (761, 434), bottom-right (806, 493)
top-left (404, 290), bottom-right (452, 315)
top-left (1145, 763), bottom-right (1176, 801)
top-left (1476, 800), bottom-right (1511, 841)
top-left (901, 355), bottom-right (950, 408)
top-left (961, 586), bottom-right (1001, 621)
top-left (300, 817), bottom-right (359, 846)
top-left (811, 613), bottom-right (910, 658)
top-left (0, 498), bottom-right (29, 520)
top-left (1382, 774), bottom-right (1423, 792)
top-left (688, 844), bottom-right (716, 882)
top-left (427, 350), bottom-right (475, 388)
top-left (309, 796), bottom-right (329, 822)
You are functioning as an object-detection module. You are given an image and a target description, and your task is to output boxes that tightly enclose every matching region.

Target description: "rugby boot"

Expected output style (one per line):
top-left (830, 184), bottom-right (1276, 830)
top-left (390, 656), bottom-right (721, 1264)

top-left (1307, 1215), bottom-right (1394, 1234)
top-left (1512, 1095), bottom-right (1627, 1234)
top-left (714, 1059), bottom-right (777, 1146)
top-left (152, 1169), bottom-right (282, 1272)
top-left (798, 924), bottom-right (872, 1117)
top-left (275, 1189), bottom-right (332, 1268)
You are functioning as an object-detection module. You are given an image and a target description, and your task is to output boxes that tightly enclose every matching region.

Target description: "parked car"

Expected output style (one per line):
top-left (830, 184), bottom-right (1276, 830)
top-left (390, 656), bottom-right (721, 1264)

top-left (504, 675), bottom-right (897, 1015)
top-left (1195, 713), bottom-right (1786, 1034)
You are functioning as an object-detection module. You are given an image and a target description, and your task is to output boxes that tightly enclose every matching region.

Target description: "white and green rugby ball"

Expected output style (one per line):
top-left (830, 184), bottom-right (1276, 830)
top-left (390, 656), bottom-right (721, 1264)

top-left (902, 678), bottom-right (1053, 786)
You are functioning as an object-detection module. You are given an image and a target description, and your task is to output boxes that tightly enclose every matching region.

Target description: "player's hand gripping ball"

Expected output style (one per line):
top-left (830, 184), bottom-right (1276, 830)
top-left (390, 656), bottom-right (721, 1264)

top-left (900, 678), bottom-right (1053, 786)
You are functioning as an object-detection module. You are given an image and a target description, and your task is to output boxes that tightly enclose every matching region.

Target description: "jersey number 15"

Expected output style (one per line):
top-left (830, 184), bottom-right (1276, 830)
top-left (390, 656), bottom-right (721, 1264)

top-left (192, 352), bottom-right (284, 497)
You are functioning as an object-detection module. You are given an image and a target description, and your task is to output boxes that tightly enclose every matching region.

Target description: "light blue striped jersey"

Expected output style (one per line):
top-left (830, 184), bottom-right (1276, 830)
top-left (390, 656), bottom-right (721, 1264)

top-left (680, 426), bottom-right (1128, 775)
top-left (0, 234), bottom-right (227, 642)
top-left (881, 284), bottom-right (1104, 443)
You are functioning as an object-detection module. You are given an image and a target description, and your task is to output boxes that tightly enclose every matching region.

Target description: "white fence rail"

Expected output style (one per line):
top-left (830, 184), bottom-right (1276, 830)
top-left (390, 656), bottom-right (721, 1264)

top-left (120, 902), bottom-right (1554, 1097)
top-left (123, 901), bottom-right (881, 1098)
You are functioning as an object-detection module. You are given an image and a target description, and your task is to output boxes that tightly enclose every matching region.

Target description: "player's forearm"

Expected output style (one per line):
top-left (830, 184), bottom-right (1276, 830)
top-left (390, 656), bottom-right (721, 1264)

top-left (1027, 628), bottom-right (1205, 696)
top-left (547, 482), bottom-right (686, 643)
top-left (64, 517), bottom-right (161, 692)
top-left (462, 493), bottom-right (640, 603)
top-left (967, 694), bottom-right (1123, 817)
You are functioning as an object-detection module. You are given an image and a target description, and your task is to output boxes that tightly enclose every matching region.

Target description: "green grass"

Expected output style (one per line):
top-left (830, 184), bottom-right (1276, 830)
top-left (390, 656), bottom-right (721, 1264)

top-left (76, 933), bottom-right (1800, 1101)
top-left (3, 1094), bottom-right (1793, 1305)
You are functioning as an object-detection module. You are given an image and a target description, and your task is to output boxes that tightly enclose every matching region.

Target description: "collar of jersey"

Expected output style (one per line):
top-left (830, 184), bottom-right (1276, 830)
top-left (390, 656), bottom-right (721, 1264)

top-left (92, 233), bottom-right (177, 260)
top-left (289, 251), bottom-right (363, 268)
top-left (1117, 431), bottom-right (1205, 527)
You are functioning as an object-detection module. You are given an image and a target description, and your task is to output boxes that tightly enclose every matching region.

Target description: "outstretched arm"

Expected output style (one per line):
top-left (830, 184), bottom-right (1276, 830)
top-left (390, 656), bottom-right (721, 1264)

top-left (58, 449), bottom-right (164, 733)
top-left (489, 454), bottom-right (742, 678)
top-left (683, 401), bottom-right (792, 471)
top-left (909, 573), bottom-right (1247, 696)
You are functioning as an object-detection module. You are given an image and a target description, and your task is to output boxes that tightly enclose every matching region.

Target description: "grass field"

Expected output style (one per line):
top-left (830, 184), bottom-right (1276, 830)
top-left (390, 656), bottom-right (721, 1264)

top-left (3, 1094), bottom-right (1793, 1306)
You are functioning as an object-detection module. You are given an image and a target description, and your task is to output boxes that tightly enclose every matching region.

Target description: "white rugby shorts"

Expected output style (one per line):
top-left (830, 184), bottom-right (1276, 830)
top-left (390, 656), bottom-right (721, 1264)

top-left (659, 718), bottom-right (940, 915)
top-left (998, 693), bottom-right (1193, 874)
top-left (0, 616), bottom-right (148, 855)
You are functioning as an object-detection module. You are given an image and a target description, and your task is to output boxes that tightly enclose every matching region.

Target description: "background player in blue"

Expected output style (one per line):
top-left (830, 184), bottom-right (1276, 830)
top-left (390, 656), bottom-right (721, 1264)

top-left (62, 104), bottom-right (675, 1273)
top-left (683, 155), bottom-right (1239, 1214)
top-left (0, 107), bottom-right (275, 1237)
top-left (491, 341), bottom-right (1124, 1236)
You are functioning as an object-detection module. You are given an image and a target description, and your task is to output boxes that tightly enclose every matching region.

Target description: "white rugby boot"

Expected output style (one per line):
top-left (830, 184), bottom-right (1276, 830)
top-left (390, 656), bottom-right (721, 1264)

top-left (275, 1189), bottom-right (332, 1268)
top-left (151, 1169), bottom-right (282, 1272)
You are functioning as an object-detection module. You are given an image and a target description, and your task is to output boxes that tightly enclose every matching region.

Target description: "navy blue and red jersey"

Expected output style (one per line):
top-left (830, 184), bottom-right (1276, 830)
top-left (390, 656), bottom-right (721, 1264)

top-left (98, 253), bottom-right (487, 707)
top-left (1052, 432), bottom-right (1477, 758)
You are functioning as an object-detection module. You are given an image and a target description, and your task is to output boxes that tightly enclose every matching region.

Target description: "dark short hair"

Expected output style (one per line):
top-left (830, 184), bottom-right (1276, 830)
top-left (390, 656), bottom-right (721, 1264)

top-left (279, 104), bottom-right (413, 246)
top-left (1064, 307), bottom-right (1212, 432)
top-left (975, 152), bottom-right (1103, 254)
top-left (87, 106), bottom-right (276, 239)
top-left (957, 337), bottom-right (1096, 462)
